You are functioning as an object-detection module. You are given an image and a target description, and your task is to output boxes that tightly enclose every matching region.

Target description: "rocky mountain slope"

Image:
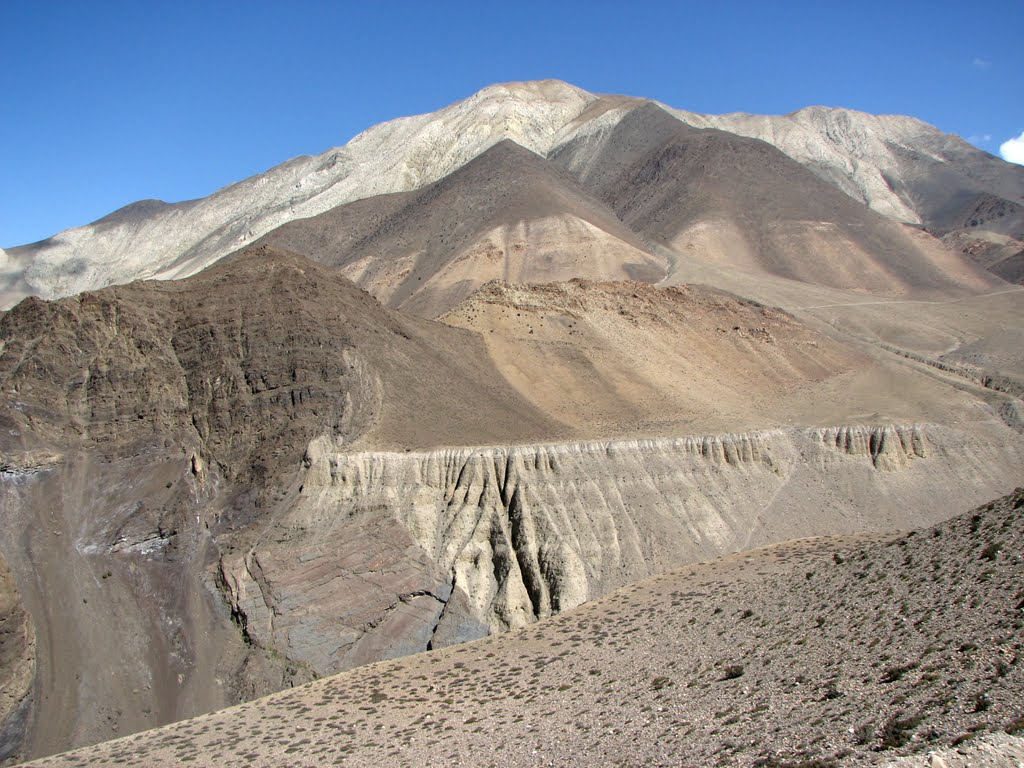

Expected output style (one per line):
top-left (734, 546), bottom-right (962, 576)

top-left (255, 140), bottom-right (665, 318)
top-left (0, 555), bottom-right (34, 766)
top-left (4, 81), bottom-right (1020, 307)
top-left (2, 245), bottom-right (1020, 761)
top-left (26, 487), bottom-right (1024, 767)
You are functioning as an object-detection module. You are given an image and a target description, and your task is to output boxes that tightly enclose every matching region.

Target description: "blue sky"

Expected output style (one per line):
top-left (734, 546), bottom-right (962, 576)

top-left (1, 0), bottom-right (1021, 247)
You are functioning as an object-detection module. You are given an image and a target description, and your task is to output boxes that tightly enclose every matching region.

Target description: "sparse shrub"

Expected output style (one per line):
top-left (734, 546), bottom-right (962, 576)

top-left (877, 711), bottom-right (925, 749)
top-left (1005, 714), bottom-right (1024, 735)
top-left (753, 758), bottom-right (838, 768)
top-left (852, 722), bottom-right (874, 745)
top-left (721, 665), bottom-right (745, 681)
top-left (980, 541), bottom-right (1003, 561)
top-left (820, 685), bottom-right (842, 701)
top-left (880, 662), bottom-right (917, 683)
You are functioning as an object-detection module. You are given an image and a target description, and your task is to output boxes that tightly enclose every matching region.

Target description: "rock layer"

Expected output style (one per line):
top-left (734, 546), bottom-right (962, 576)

top-left (214, 422), bottom-right (1022, 681)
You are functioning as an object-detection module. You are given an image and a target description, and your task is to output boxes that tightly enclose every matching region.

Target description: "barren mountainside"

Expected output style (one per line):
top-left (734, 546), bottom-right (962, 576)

top-left (1, 244), bottom-right (1021, 762)
top-left (551, 102), bottom-right (997, 296)
top-left (0, 79), bottom-right (1022, 768)
top-left (256, 140), bottom-right (665, 318)
top-left (25, 488), bottom-right (1024, 767)
top-left (4, 80), bottom-right (1021, 307)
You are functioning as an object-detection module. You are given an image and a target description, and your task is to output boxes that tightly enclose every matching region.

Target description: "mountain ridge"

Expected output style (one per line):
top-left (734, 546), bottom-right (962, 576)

top-left (5, 80), bottom-right (1021, 307)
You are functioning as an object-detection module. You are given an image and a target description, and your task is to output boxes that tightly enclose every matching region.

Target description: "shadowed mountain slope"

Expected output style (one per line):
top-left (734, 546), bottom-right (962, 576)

top-left (0, 555), bottom-right (34, 766)
top-left (256, 139), bottom-right (666, 317)
top-left (671, 104), bottom-right (1024, 237)
top-left (944, 230), bottom-right (1024, 286)
top-left (0, 245), bottom-right (563, 460)
top-left (553, 102), bottom-right (1000, 297)
top-left (27, 488), bottom-right (1024, 767)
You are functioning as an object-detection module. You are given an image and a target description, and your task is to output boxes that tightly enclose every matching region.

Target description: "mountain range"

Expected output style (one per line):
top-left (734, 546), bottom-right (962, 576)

top-left (0, 80), bottom-right (1022, 766)
top-left (3, 80), bottom-right (1021, 310)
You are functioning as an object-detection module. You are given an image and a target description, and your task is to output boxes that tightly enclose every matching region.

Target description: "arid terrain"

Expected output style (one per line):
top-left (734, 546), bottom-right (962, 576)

top-left (20, 488), bottom-right (1024, 767)
top-left (0, 80), bottom-right (1022, 765)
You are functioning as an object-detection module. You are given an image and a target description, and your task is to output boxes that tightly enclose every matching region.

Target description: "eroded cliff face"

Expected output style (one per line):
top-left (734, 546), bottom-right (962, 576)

top-left (0, 248), bottom-right (567, 759)
top-left (218, 422), bottom-right (1023, 680)
top-left (0, 553), bottom-right (34, 765)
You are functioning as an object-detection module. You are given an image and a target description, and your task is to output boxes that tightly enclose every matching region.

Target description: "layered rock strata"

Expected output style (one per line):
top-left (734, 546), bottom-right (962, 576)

top-left (219, 423), bottom-right (1022, 677)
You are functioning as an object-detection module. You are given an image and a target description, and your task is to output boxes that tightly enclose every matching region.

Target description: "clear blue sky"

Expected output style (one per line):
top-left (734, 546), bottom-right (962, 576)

top-left (2, 0), bottom-right (1021, 247)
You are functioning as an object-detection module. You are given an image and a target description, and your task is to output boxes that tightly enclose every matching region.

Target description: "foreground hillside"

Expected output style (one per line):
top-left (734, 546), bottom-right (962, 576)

top-left (27, 488), bottom-right (1024, 767)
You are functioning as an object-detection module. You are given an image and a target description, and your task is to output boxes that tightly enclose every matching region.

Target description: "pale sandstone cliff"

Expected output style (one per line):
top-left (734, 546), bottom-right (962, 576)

top-left (218, 423), bottom-right (1022, 678)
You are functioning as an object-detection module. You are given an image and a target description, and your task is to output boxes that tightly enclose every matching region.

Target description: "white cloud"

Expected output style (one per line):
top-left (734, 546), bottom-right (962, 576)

top-left (972, 57), bottom-right (992, 69)
top-left (1000, 132), bottom-right (1024, 165)
top-left (967, 134), bottom-right (992, 145)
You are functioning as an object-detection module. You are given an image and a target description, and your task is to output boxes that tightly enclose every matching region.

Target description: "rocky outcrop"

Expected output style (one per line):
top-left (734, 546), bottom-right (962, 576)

top-left (217, 514), bottom-right (488, 677)
top-left (210, 422), bottom-right (1023, 683)
top-left (815, 424), bottom-right (927, 470)
top-left (0, 554), bottom-right (34, 766)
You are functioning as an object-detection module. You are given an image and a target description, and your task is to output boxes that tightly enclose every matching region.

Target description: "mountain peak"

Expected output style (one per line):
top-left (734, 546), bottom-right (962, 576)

top-left (470, 79), bottom-right (593, 102)
top-left (4, 81), bottom-right (1021, 307)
